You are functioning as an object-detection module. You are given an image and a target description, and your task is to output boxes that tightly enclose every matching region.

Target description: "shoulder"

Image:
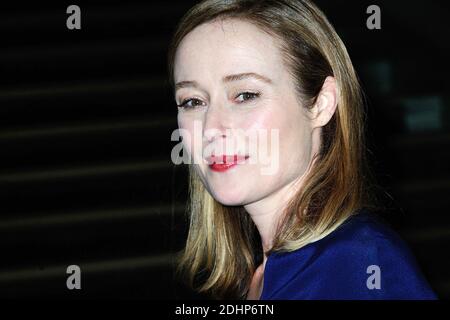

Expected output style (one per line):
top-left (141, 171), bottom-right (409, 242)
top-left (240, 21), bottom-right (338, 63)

top-left (318, 209), bottom-right (415, 265)
top-left (262, 209), bottom-right (438, 300)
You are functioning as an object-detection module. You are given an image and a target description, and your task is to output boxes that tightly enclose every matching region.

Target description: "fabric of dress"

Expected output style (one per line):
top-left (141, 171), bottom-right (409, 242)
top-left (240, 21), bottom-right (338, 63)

top-left (260, 209), bottom-right (438, 300)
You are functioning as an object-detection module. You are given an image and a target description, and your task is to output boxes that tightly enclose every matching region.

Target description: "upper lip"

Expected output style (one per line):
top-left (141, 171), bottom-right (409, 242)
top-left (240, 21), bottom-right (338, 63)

top-left (205, 154), bottom-right (249, 165)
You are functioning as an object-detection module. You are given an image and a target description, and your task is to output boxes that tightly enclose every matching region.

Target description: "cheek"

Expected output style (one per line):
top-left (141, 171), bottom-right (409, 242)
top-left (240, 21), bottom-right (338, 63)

top-left (279, 110), bottom-right (313, 174)
top-left (238, 108), bottom-right (278, 138)
top-left (177, 115), bottom-right (203, 160)
top-left (241, 107), bottom-right (288, 152)
top-left (244, 105), bottom-right (312, 173)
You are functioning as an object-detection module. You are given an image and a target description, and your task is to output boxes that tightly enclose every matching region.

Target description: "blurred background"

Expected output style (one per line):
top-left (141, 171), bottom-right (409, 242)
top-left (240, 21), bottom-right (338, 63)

top-left (0, 0), bottom-right (448, 299)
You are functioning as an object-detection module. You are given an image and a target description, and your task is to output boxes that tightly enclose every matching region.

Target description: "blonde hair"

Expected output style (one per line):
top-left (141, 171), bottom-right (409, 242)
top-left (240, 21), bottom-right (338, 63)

top-left (167, 0), bottom-right (375, 299)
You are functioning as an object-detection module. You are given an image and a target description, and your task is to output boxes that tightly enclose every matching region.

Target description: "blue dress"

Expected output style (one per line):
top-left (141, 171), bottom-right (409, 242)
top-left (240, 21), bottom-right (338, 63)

top-left (260, 209), bottom-right (438, 300)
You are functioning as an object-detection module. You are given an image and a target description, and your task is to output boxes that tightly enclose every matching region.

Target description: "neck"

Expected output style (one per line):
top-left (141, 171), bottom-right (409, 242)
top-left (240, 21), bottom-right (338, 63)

top-left (244, 176), bottom-right (303, 254)
top-left (243, 150), bottom-right (320, 257)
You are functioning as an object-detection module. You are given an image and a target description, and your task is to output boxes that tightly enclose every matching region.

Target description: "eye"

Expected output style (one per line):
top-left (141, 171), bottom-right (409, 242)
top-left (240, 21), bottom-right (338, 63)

top-left (235, 91), bottom-right (261, 103)
top-left (177, 98), bottom-right (206, 109)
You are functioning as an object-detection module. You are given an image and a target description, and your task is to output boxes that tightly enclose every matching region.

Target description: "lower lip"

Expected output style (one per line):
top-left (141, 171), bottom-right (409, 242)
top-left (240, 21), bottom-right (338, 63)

top-left (209, 163), bottom-right (238, 172)
top-left (208, 156), bottom-right (249, 172)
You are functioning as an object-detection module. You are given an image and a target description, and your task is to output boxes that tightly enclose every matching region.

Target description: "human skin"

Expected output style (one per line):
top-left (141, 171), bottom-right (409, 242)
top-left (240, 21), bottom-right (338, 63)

top-left (173, 18), bottom-right (337, 298)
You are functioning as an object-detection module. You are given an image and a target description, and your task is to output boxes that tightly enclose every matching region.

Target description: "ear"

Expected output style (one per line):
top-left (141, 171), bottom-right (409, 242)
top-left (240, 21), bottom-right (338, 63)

top-left (310, 76), bottom-right (338, 129)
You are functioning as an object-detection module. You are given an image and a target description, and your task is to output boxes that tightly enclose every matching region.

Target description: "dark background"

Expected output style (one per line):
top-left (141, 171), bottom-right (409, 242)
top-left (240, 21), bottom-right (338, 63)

top-left (0, 0), bottom-right (449, 299)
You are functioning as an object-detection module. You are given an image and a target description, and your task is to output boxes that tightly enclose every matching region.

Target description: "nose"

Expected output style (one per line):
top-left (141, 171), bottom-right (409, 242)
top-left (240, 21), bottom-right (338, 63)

top-left (202, 103), bottom-right (231, 143)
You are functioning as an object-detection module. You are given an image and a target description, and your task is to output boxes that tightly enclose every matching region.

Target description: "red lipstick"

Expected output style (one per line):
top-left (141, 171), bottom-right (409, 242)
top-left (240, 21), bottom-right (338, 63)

top-left (206, 155), bottom-right (249, 172)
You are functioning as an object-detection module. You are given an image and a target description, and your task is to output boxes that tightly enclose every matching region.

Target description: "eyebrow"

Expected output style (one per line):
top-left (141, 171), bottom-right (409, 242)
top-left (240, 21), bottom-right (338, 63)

top-left (175, 72), bottom-right (273, 91)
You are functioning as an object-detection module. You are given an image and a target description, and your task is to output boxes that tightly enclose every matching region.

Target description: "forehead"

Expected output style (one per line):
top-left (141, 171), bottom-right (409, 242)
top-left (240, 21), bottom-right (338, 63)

top-left (174, 19), bottom-right (285, 83)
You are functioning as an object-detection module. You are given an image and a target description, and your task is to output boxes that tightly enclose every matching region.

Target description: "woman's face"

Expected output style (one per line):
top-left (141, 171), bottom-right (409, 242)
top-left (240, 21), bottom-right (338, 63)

top-left (173, 19), bottom-right (316, 206)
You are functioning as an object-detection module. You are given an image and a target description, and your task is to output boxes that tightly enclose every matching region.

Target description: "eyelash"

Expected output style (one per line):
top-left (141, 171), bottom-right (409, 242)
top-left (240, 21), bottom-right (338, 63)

top-left (177, 91), bottom-right (261, 109)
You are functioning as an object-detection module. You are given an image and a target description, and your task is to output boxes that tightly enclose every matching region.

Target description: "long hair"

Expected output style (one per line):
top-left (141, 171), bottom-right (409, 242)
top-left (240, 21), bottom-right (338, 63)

top-left (167, 0), bottom-right (376, 299)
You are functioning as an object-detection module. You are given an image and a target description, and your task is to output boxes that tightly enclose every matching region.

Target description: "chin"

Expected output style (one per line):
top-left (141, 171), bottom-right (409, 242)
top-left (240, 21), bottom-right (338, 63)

top-left (209, 187), bottom-right (247, 206)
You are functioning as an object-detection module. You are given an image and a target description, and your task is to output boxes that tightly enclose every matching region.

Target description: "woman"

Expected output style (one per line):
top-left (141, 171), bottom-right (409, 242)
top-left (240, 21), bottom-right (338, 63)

top-left (167, 0), bottom-right (437, 300)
